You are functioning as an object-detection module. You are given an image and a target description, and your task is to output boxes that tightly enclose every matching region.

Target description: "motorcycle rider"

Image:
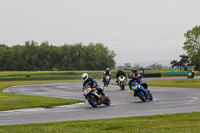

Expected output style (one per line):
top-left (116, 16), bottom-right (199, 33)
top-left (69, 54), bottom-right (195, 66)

top-left (82, 73), bottom-right (104, 101)
top-left (116, 69), bottom-right (127, 83)
top-left (129, 72), bottom-right (148, 89)
top-left (103, 68), bottom-right (111, 83)
top-left (129, 73), bottom-right (149, 98)
top-left (130, 81), bottom-right (150, 100)
top-left (190, 71), bottom-right (195, 78)
top-left (138, 71), bottom-right (143, 80)
top-left (129, 73), bottom-right (142, 85)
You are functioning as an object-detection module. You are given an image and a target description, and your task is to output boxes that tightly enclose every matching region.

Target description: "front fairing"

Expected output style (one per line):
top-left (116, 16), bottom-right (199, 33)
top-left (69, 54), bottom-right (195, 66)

top-left (118, 75), bottom-right (126, 85)
top-left (132, 84), bottom-right (145, 96)
top-left (106, 76), bottom-right (110, 81)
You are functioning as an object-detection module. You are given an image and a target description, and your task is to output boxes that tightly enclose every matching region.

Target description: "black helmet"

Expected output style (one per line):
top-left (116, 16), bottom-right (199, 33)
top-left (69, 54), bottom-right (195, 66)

top-left (118, 69), bottom-right (122, 73)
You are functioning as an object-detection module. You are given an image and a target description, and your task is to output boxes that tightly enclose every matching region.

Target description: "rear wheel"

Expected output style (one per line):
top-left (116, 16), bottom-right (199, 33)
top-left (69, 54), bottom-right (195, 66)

top-left (104, 96), bottom-right (111, 106)
top-left (87, 95), bottom-right (98, 107)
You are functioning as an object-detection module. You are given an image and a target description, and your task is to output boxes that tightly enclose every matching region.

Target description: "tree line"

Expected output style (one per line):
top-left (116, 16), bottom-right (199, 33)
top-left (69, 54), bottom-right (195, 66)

top-left (117, 63), bottom-right (175, 71)
top-left (0, 41), bottom-right (116, 71)
top-left (171, 26), bottom-right (200, 71)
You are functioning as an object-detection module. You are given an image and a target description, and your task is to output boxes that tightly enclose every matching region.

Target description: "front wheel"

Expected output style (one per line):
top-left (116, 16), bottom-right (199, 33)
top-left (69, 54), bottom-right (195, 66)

top-left (106, 81), bottom-right (109, 86)
top-left (137, 92), bottom-right (146, 102)
top-left (120, 82), bottom-right (125, 90)
top-left (120, 85), bottom-right (125, 90)
top-left (87, 95), bottom-right (98, 107)
top-left (104, 82), bottom-right (108, 86)
top-left (148, 91), bottom-right (153, 101)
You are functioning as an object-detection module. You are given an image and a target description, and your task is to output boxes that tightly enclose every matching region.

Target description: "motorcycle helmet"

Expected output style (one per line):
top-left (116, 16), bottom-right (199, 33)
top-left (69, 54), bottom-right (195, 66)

top-left (137, 73), bottom-right (141, 79)
top-left (128, 73), bottom-right (133, 79)
top-left (106, 68), bottom-right (110, 72)
top-left (82, 73), bottom-right (88, 81)
top-left (118, 69), bottom-right (122, 74)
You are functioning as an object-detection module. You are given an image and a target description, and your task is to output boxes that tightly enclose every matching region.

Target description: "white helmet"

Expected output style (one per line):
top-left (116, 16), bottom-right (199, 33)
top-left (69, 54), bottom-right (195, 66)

top-left (82, 73), bottom-right (88, 81)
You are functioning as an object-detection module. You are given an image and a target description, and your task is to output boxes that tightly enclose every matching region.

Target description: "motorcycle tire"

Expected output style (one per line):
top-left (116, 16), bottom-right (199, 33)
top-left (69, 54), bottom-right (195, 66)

top-left (148, 92), bottom-right (153, 101)
top-left (104, 96), bottom-right (111, 106)
top-left (104, 82), bottom-right (108, 86)
top-left (137, 92), bottom-right (146, 102)
top-left (106, 81), bottom-right (109, 86)
top-left (120, 85), bottom-right (125, 90)
top-left (87, 95), bottom-right (98, 107)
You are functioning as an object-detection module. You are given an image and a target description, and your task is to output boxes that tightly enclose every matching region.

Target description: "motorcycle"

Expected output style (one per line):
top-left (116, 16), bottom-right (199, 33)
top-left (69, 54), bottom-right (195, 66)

top-left (102, 75), bottom-right (111, 86)
top-left (130, 82), bottom-right (153, 102)
top-left (118, 75), bottom-right (126, 90)
top-left (82, 84), bottom-right (111, 107)
top-left (187, 72), bottom-right (195, 79)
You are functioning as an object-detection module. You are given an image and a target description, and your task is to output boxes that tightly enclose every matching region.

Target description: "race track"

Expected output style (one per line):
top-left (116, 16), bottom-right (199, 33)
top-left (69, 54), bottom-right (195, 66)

top-left (1, 77), bottom-right (200, 125)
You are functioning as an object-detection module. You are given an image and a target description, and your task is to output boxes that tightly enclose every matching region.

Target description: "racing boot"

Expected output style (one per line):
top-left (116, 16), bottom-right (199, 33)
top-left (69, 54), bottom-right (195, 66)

top-left (97, 94), bottom-right (102, 104)
top-left (133, 92), bottom-right (137, 97)
top-left (147, 90), bottom-right (153, 101)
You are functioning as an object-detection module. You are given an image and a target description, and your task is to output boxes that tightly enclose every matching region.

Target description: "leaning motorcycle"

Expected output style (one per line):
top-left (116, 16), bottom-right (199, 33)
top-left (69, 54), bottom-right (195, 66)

top-left (118, 75), bottom-right (126, 90)
top-left (187, 72), bottom-right (194, 79)
top-left (83, 84), bottom-right (111, 107)
top-left (130, 82), bottom-right (153, 102)
top-left (102, 75), bottom-right (111, 86)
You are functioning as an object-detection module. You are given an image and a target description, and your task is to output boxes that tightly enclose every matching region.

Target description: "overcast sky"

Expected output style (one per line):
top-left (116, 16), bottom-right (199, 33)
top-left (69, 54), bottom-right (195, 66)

top-left (1, 0), bottom-right (200, 65)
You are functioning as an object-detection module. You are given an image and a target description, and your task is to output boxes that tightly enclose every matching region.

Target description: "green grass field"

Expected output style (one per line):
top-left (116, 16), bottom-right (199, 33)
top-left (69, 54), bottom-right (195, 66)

top-left (0, 112), bottom-right (200, 133)
top-left (145, 78), bottom-right (200, 88)
top-left (0, 80), bottom-right (83, 111)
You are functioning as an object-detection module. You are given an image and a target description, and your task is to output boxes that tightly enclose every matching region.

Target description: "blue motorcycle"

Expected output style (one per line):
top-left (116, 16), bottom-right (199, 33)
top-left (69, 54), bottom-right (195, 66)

top-left (130, 82), bottom-right (153, 102)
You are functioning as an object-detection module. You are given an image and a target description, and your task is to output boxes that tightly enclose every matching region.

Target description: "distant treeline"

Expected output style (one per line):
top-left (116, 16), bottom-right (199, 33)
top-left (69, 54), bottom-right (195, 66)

top-left (0, 41), bottom-right (116, 71)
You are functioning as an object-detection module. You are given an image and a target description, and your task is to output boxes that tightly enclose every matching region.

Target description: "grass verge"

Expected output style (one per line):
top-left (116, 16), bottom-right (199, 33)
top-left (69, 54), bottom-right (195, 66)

top-left (145, 78), bottom-right (200, 88)
top-left (111, 78), bottom-right (200, 88)
top-left (0, 80), bottom-right (83, 111)
top-left (0, 112), bottom-right (200, 132)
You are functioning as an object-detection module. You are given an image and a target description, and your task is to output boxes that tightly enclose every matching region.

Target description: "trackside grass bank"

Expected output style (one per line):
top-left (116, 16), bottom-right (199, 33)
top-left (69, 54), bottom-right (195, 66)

top-left (0, 80), bottom-right (83, 111)
top-left (145, 78), bottom-right (200, 88)
top-left (1, 71), bottom-right (199, 81)
top-left (111, 78), bottom-right (200, 88)
top-left (0, 112), bottom-right (200, 133)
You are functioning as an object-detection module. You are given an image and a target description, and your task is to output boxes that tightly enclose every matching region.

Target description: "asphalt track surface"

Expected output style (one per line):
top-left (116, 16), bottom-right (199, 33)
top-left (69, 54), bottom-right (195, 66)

top-left (1, 77), bottom-right (200, 125)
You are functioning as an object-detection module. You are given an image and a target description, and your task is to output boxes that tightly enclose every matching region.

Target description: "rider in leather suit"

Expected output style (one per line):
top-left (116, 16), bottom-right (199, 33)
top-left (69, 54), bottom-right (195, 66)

top-left (116, 69), bottom-right (127, 83)
top-left (82, 73), bottom-right (103, 94)
top-left (129, 73), bottom-right (149, 100)
top-left (103, 68), bottom-right (112, 83)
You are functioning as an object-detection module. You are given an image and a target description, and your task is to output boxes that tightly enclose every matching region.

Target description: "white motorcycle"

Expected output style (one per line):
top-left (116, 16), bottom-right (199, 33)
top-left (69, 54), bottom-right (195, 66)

top-left (83, 84), bottom-right (111, 107)
top-left (118, 75), bottom-right (126, 90)
top-left (102, 75), bottom-right (111, 86)
top-left (187, 72), bottom-right (195, 79)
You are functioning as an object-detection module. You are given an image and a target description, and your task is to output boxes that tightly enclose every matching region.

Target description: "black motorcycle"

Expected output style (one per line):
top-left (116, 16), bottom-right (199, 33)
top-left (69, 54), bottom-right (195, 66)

top-left (83, 84), bottom-right (111, 107)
